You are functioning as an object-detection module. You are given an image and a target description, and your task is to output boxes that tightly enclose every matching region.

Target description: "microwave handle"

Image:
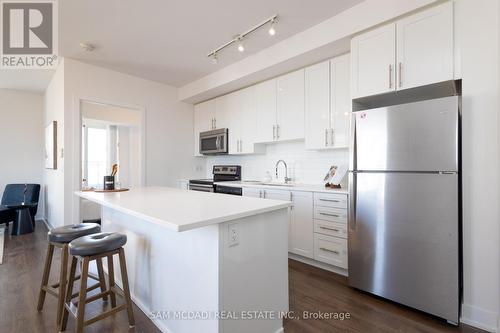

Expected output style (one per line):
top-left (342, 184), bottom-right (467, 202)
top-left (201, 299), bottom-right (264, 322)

top-left (216, 136), bottom-right (220, 150)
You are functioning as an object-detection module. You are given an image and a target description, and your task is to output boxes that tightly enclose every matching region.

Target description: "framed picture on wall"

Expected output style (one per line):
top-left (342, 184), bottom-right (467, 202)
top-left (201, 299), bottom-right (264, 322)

top-left (45, 121), bottom-right (57, 169)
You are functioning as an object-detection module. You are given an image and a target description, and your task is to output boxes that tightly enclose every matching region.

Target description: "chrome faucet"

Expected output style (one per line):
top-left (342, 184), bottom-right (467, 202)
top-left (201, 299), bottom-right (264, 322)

top-left (275, 160), bottom-right (292, 183)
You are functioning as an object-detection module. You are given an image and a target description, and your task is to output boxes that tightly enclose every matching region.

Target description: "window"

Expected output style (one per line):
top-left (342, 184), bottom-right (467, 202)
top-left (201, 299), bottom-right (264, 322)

top-left (83, 126), bottom-right (108, 188)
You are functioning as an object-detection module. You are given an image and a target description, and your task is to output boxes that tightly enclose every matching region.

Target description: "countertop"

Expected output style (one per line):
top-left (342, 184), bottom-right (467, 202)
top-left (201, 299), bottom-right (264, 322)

top-left (214, 181), bottom-right (348, 194)
top-left (76, 187), bottom-right (291, 232)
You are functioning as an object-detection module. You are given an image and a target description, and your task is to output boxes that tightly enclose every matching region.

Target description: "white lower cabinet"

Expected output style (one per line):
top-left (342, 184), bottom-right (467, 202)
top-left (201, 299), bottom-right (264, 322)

top-left (289, 191), bottom-right (314, 259)
top-left (313, 192), bottom-right (348, 269)
top-left (242, 186), bottom-right (348, 270)
top-left (313, 234), bottom-right (348, 269)
top-left (242, 187), bottom-right (262, 198)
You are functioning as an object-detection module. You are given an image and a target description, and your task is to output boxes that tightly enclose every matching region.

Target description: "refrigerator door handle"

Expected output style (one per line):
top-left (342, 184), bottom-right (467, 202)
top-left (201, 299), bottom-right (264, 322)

top-left (348, 171), bottom-right (357, 231)
top-left (349, 113), bottom-right (356, 171)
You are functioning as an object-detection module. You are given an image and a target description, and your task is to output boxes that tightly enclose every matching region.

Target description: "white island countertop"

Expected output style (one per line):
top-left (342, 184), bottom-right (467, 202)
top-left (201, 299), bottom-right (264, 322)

top-left (76, 186), bottom-right (291, 232)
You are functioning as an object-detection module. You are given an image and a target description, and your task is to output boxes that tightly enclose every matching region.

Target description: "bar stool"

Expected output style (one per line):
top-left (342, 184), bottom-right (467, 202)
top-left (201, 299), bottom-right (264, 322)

top-left (60, 232), bottom-right (135, 333)
top-left (37, 223), bottom-right (105, 326)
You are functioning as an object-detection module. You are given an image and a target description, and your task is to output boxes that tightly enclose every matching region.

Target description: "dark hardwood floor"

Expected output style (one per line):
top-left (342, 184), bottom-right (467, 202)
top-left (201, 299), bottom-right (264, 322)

top-left (0, 223), bottom-right (486, 333)
top-left (285, 260), bottom-right (484, 333)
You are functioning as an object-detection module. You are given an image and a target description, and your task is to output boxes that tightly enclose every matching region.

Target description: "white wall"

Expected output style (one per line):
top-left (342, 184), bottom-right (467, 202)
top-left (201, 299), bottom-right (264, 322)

top-left (43, 60), bottom-right (65, 227)
top-left (455, 0), bottom-right (500, 331)
top-left (53, 58), bottom-right (204, 226)
top-left (206, 141), bottom-right (348, 186)
top-left (0, 89), bottom-right (44, 219)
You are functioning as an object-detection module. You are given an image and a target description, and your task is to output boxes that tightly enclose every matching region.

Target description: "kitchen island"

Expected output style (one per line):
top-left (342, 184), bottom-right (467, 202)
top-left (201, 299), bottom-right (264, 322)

top-left (76, 187), bottom-right (291, 333)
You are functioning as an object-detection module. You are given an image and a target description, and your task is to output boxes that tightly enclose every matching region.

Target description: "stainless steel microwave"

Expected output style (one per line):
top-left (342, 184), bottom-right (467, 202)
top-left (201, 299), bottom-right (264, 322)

top-left (199, 128), bottom-right (228, 155)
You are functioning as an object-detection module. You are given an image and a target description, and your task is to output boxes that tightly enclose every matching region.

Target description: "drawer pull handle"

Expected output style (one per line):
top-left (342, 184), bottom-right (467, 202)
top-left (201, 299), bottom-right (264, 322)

top-left (320, 247), bottom-right (340, 255)
top-left (319, 199), bottom-right (341, 202)
top-left (320, 226), bottom-right (340, 232)
top-left (320, 212), bottom-right (341, 217)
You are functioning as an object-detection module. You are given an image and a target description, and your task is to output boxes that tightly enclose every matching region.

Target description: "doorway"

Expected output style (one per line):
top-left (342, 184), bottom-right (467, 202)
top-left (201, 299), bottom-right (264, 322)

top-left (79, 100), bottom-right (145, 222)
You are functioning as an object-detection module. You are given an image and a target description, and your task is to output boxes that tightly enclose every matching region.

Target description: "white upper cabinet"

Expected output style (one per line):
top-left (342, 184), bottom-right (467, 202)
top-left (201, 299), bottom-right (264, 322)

top-left (193, 99), bottom-right (216, 156)
top-left (214, 94), bottom-right (230, 130)
top-left (255, 79), bottom-right (277, 143)
top-left (277, 69), bottom-right (305, 141)
top-left (305, 60), bottom-right (330, 150)
top-left (330, 54), bottom-right (351, 148)
top-left (351, 2), bottom-right (454, 98)
top-left (227, 86), bottom-right (259, 155)
top-left (305, 54), bottom-right (351, 150)
top-left (351, 24), bottom-right (396, 98)
top-left (396, 2), bottom-right (453, 90)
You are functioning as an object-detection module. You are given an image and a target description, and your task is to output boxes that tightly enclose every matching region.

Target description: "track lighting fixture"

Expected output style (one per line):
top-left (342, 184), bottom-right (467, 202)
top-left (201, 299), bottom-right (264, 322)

top-left (207, 14), bottom-right (278, 64)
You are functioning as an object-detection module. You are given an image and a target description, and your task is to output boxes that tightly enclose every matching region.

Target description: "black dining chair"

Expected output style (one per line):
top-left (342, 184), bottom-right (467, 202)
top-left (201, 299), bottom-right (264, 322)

top-left (0, 184), bottom-right (41, 228)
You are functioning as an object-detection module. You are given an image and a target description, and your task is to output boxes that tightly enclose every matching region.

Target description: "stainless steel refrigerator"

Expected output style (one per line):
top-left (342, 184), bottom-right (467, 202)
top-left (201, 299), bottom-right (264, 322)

top-left (348, 90), bottom-right (461, 324)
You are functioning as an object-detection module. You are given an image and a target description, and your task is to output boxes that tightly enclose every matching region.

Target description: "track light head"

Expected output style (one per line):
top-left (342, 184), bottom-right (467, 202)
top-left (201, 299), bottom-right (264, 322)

top-left (211, 53), bottom-right (219, 64)
top-left (237, 38), bottom-right (245, 52)
top-left (268, 18), bottom-right (277, 36)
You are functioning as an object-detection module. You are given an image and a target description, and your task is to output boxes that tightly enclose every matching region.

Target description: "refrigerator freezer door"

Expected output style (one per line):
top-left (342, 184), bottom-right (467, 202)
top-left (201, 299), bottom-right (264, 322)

top-left (348, 172), bottom-right (459, 322)
top-left (355, 96), bottom-right (458, 172)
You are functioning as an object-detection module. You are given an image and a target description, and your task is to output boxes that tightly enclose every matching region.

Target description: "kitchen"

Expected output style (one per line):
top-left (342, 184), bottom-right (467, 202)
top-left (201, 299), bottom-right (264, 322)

top-left (0, 0), bottom-right (498, 333)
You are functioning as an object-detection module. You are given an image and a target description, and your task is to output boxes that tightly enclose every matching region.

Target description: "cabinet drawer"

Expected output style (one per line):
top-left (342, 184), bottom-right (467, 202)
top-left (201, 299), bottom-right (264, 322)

top-left (314, 220), bottom-right (347, 239)
top-left (314, 192), bottom-right (347, 209)
top-left (314, 206), bottom-right (347, 223)
top-left (314, 234), bottom-right (348, 269)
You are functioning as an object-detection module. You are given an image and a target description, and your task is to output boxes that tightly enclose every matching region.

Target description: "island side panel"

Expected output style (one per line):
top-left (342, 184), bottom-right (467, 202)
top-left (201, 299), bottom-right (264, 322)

top-left (100, 206), bottom-right (220, 333)
top-left (218, 208), bottom-right (289, 333)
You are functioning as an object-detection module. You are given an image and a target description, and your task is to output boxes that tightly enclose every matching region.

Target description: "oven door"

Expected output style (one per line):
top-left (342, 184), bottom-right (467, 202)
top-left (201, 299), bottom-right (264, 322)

top-left (200, 129), bottom-right (228, 155)
top-left (189, 183), bottom-right (214, 192)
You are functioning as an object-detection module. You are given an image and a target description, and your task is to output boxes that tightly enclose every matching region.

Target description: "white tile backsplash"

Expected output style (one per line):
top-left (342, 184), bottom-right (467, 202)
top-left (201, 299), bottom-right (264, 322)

top-left (205, 141), bottom-right (349, 185)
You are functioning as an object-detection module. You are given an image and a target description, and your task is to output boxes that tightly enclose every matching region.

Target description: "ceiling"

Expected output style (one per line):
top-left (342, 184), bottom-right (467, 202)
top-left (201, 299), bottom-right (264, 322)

top-left (59, 0), bottom-right (363, 87)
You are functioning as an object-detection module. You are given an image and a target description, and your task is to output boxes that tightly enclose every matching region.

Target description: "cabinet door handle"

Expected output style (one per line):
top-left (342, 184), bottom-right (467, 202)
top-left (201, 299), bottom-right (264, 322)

top-left (398, 62), bottom-right (403, 88)
top-left (273, 125), bottom-right (276, 140)
top-left (320, 212), bottom-right (341, 218)
top-left (276, 125), bottom-right (280, 140)
top-left (319, 199), bottom-right (340, 203)
top-left (263, 190), bottom-right (266, 198)
top-left (214, 118), bottom-right (217, 129)
top-left (319, 247), bottom-right (340, 255)
top-left (330, 128), bottom-right (334, 146)
top-left (320, 226), bottom-right (340, 232)
top-left (325, 129), bottom-right (328, 146)
top-left (388, 64), bottom-right (393, 89)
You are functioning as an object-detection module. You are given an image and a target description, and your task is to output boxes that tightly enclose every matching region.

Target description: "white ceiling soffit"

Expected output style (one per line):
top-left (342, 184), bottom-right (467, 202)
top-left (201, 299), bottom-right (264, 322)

top-left (60, 0), bottom-right (364, 88)
top-left (179, 0), bottom-right (440, 103)
top-left (0, 69), bottom-right (54, 92)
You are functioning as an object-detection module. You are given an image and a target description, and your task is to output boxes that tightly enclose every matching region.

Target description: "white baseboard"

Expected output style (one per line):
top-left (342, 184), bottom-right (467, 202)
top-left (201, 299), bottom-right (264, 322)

top-left (288, 253), bottom-right (348, 277)
top-left (39, 218), bottom-right (53, 230)
top-left (461, 303), bottom-right (499, 332)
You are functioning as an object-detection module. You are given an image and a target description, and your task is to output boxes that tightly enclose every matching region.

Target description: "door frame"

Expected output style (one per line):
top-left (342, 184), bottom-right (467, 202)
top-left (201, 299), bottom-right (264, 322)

top-left (71, 95), bottom-right (146, 224)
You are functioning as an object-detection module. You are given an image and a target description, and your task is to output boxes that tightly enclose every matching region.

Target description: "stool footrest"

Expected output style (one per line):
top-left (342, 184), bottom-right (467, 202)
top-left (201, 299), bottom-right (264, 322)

top-left (84, 304), bottom-right (128, 327)
top-left (50, 273), bottom-right (99, 289)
